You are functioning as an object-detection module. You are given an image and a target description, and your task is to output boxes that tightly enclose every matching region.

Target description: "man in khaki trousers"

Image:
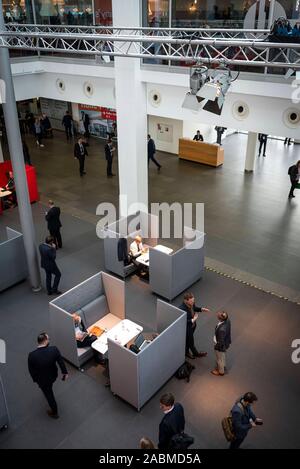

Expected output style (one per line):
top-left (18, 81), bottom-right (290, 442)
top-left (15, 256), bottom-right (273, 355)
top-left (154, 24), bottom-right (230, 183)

top-left (211, 311), bottom-right (231, 376)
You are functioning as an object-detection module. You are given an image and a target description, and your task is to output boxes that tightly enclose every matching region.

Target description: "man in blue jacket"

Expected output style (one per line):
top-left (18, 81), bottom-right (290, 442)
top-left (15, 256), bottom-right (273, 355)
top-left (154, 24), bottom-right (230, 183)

top-left (39, 236), bottom-right (62, 295)
top-left (230, 392), bottom-right (263, 449)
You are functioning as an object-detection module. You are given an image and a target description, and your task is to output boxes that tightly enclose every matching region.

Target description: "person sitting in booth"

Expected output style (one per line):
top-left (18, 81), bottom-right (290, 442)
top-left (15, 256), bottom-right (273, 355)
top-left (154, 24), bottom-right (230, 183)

top-left (71, 313), bottom-right (103, 364)
top-left (193, 130), bottom-right (204, 142)
top-left (5, 171), bottom-right (17, 207)
top-left (130, 235), bottom-right (147, 258)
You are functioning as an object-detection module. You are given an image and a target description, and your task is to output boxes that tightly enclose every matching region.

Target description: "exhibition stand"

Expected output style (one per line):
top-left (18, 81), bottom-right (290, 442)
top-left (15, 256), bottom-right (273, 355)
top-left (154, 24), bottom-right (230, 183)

top-left (0, 227), bottom-right (28, 292)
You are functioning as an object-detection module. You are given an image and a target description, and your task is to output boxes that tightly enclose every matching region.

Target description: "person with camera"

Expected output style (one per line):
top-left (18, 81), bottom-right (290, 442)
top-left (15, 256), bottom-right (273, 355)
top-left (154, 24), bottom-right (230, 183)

top-left (39, 235), bottom-right (62, 295)
top-left (230, 392), bottom-right (263, 449)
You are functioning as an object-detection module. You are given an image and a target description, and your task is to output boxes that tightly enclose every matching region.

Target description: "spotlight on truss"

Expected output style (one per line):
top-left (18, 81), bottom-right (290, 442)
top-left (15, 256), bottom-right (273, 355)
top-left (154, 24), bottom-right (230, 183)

top-left (182, 65), bottom-right (209, 111)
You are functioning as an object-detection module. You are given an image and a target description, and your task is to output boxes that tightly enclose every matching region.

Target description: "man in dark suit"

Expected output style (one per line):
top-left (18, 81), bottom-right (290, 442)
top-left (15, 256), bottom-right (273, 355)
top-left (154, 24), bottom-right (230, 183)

top-left (180, 292), bottom-right (210, 359)
top-left (193, 130), bottom-right (204, 142)
top-left (83, 112), bottom-right (90, 138)
top-left (288, 160), bottom-right (300, 199)
top-left (158, 393), bottom-right (185, 449)
top-left (258, 133), bottom-right (268, 157)
top-left (62, 110), bottom-right (73, 140)
top-left (104, 139), bottom-right (116, 177)
top-left (74, 137), bottom-right (88, 176)
top-left (39, 236), bottom-right (61, 295)
top-left (148, 134), bottom-right (161, 170)
top-left (211, 311), bottom-right (231, 376)
top-left (28, 332), bottom-right (68, 419)
top-left (45, 200), bottom-right (62, 249)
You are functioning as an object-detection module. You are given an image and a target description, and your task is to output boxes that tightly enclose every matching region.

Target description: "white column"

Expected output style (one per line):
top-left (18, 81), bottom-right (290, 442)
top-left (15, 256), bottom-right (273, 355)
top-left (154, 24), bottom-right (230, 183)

top-left (112, 0), bottom-right (148, 217)
top-left (245, 132), bottom-right (258, 172)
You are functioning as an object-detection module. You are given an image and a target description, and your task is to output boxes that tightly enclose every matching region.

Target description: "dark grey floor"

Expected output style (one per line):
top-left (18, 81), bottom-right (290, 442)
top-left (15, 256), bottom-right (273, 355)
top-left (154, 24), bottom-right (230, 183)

top-left (3, 130), bottom-right (299, 294)
top-left (0, 205), bottom-right (300, 449)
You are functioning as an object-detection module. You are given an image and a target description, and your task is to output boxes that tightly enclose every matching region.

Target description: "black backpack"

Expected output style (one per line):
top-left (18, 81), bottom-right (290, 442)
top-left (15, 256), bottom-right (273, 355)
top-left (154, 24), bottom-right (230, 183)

top-left (175, 361), bottom-right (195, 382)
top-left (170, 432), bottom-right (194, 449)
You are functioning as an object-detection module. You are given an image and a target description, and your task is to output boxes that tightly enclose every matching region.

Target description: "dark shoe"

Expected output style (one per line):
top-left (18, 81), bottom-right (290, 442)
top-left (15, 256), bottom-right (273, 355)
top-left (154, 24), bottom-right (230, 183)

top-left (263, 154), bottom-right (266, 157)
top-left (104, 380), bottom-right (110, 387)
top-left (289, 195), bottom-right (295, 199)
top-left (47, 291), bottom-right (53, 296)
top-left (47, 410), bottom-right (59, 419)
top-left (185, 353), bottom-right (195, 360)
top-left (157, 166), bottom-right (161, 171)
top-left (52, 290), bottom-right (62, 295)
top-left (194, 351), bottom-right (207, 358)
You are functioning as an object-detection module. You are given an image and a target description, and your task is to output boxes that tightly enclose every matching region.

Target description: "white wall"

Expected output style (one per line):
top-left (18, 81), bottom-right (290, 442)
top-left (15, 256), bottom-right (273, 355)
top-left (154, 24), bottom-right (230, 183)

top-left (148, 116), bottom-right (183, 154)
top-left (10, 60), bottom-right (300, 139)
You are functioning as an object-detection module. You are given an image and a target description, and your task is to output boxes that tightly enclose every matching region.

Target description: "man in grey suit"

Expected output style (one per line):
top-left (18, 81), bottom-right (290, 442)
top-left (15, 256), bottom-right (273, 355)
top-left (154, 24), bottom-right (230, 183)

top-left (211, 311), bottom-right (231, 376)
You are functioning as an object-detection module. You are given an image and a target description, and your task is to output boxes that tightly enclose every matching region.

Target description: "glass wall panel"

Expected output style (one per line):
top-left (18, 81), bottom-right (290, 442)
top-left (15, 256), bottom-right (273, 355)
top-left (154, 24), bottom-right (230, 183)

top-left (143, 0), bottom-right (170, 27)
top-left (2, 0), bottom-right (33, 23)
top-left (171, 0), bottom-right (259, 29)
top-left (34, 0), bottom-right (93, 25)
top-left (94, 0), bottom-right (112, 25)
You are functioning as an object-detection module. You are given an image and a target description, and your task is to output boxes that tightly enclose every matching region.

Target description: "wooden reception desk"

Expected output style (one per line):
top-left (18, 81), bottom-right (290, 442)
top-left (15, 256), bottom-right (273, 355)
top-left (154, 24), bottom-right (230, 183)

top-left (178, 138), bottom-right (224, 167)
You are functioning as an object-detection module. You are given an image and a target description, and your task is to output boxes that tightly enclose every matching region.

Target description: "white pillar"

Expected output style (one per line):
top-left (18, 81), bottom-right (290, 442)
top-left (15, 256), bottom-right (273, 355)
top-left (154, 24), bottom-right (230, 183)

top-left (245, 132), bottom-right (258, 172)
top-left (112, 0), bottom-right (148, 217)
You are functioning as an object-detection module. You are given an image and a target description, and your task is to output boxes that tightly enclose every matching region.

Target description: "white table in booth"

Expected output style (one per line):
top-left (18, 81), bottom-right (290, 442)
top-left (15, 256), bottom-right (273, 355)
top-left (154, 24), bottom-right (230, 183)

top-left (91, 318), bottom-right (143, 355)
top-left (135, 244), bottom-right (173, 267)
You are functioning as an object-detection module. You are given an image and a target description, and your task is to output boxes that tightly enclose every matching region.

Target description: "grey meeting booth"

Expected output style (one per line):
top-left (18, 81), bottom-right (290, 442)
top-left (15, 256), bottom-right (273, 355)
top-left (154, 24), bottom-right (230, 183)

top-left (0, 227), bottom-right (27, 292)
top-left (49, 271), bottom-right (187, 410)
top-left (103, 212), bottom-right (205, 300)
top-left (0, 372), bottom-right (9, 430)
top-left (50, 271), bottom-right (125, 369)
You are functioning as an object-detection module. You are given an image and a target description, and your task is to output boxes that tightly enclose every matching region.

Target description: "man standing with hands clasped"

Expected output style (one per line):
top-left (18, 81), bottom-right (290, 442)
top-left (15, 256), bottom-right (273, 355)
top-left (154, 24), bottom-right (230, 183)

top-left (28, 332), bottom-right (68, 419)
top-left (180, 292), bottom-right (210, 359)
top-left (104, 138), bottom-right (116, 177)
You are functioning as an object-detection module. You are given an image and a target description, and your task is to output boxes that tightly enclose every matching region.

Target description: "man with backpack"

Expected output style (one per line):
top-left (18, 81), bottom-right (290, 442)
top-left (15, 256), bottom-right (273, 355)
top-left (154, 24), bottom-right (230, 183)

top-left (229, 392), bottom-right (263, 449)
top-left (158, 393), bottom-right (186, 450)
top-left (288, 160), bottom-right (300, 199)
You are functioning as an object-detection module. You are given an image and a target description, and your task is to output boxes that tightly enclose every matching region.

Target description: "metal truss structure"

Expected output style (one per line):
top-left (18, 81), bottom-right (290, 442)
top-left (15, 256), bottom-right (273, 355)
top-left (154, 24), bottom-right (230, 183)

top-left (1, 23), bottom-right (300, 69)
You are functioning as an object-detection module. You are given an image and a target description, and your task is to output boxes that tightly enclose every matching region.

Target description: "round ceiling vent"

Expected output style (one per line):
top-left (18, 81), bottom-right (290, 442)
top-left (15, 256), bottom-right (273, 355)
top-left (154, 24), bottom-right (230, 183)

top-left (56, 78), bottom-right (65, 93)
top-left (149, 89), bottom-right (162, 107)
top-left (232, 101), bottom-right (250, 120)
top-left (283, 108), bottom-right (300, 128)
top-left (84, 82), bottom-right (94, 97)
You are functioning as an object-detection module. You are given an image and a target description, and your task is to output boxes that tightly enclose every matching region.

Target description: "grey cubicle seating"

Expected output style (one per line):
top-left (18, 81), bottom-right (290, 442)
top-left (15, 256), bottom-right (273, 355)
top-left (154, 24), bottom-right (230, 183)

top-left (108, 300), bottom-right (186, 411)
top-left (0, 227), bottom-right (27, 292)
top-left (149, 229), bottom-right (205, 300)
top-left (49, 272), bottom-right (125, 368)
top-left (103, 212), bottom-right (159, 278)
top-left (0, 372), bottom-right (9, 430)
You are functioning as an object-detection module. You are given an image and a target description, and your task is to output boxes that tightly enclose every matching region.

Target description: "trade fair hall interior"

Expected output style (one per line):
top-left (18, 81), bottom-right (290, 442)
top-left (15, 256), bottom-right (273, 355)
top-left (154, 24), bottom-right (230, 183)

top-left (0, 0), bottom-right (300, 450)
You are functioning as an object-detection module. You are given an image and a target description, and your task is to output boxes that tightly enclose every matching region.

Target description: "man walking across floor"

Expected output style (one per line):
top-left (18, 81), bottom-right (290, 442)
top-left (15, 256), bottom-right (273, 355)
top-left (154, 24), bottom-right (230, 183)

top-left (229, 392), bottom-right (263, 449)
top-left (39, 236), bottom-right (62, 295)
top-left (288, 160), bottom-right (300, 199)
top-left (148, 134), bottom-right (161, 170)
top-left (62, 110), bottom-right (73, 141)
top-left (180, 292), bottom-right (210, 359)
top-left (258, 133), bottom-right (268, 157)
top-left (45, 200), bottom-right (62, 249)
top-left (211, 311), bottom-right (231, 376)
top-left (104, 139), bottom-right (116, 177)
top-left (158, 393), bottom-right (185, 450)
top-left (28, 332), bottom-right (68, 419)
top-left (74, 137), bottom-right (88, 176)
